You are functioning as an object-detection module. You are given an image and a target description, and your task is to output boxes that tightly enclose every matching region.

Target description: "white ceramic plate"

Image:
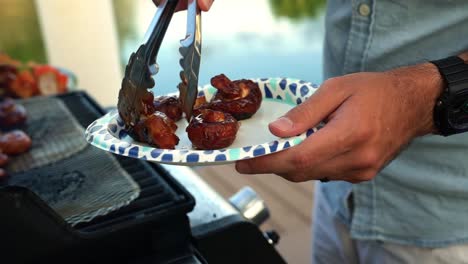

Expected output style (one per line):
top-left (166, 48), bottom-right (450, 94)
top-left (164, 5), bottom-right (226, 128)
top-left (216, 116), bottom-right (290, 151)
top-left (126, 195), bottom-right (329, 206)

top-left (85, 78), bottom-right (319, 165)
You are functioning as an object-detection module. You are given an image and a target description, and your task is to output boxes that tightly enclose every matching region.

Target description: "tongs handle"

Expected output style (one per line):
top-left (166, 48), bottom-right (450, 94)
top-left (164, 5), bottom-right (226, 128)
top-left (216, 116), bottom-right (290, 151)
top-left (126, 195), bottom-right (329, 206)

top-left (143, 0), bottom-right (180, 68)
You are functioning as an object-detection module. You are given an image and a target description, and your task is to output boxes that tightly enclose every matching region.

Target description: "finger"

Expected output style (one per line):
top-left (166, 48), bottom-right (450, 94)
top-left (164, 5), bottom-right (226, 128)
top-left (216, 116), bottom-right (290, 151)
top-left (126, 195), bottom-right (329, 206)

top-left (277, 146), bottom-right (379, 182)
top-left (236, 148), bottom-right (296, 175)
top-left (155, 0), bottom-right (212, 12)
top-left (198, 0), bottom-right (214, 11)
top-left (236, 116), bottom-right (355, 175)
top-left (277, 168), bottom-right (375, 183)
top-left (269, 79), bottom-right (351, 138)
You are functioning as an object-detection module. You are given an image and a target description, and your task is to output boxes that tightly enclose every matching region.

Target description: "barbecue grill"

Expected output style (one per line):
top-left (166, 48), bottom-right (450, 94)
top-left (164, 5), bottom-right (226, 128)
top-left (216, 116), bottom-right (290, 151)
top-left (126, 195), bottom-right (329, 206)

top-left (0, 92), bottom-right (285, 264)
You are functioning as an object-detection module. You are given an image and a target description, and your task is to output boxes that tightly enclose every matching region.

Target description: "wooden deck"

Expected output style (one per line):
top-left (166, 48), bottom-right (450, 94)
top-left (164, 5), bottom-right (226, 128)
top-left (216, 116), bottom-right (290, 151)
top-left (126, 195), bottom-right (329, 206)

top-left (194, 164), bottom-right (315, 264)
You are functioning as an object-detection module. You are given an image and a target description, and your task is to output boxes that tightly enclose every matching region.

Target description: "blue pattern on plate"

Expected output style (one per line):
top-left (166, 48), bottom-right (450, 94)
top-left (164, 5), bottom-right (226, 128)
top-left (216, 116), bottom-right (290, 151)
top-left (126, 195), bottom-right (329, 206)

top-left (109, 124), bottom-right (118, 133)
top-left (243, 146), bottom-right (252, 152)
top-left (118, 130), bottom-right (127, 139)
top-left (269, 141), bottom-right (279, 152)
top-left (289, 83), bottom-right (297, 95)
top-left (279, 79), bottom-right (287, 90)
top-left (128, 146), bottom-right (139, 158)
top-left (151, 149), bottom-right (162, 158)
top-left (264, 85), bottom-right (273, 98)
top-left (118, 145), bottom-right (126, 155)
top-left (253, 146), bottom-right (266, 156)
top-left (300, 85), bottom-right (309, 97)
top-left (187, 153), bottom-right (200, 163)
top-left (215, 154), bottom-right (227, 161)
top-left (162, 154), bottom-right (173, 162)
top-left (85, 78), bottom-right (319, 165)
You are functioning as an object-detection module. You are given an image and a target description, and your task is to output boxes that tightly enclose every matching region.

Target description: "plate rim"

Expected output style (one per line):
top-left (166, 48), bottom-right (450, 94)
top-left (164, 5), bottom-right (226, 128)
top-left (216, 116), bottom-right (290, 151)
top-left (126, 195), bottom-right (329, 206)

top-left (85, 77), bottom-right (319, 165)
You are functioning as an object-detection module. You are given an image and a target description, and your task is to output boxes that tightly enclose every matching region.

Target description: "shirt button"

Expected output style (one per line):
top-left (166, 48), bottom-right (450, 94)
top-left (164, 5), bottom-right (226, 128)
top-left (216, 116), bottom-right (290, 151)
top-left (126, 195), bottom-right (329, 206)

top-left (358, 3), bottom-right (371, 17)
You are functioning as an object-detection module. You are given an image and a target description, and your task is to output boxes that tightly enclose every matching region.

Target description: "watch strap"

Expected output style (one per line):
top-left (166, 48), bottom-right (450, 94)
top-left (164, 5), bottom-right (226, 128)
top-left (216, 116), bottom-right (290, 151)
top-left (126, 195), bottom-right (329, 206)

top-left (431, 56), bottom-right (468, 136)
top-left (431, 56), bottom-right (468, 94)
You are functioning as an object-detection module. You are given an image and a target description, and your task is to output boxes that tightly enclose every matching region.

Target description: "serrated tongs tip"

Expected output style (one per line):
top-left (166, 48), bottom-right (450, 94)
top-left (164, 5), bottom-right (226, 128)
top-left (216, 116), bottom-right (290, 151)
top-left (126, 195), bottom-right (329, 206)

top-left (118, 0), bottom-right (179, 129)
top-left (178, 0), bottom-right (202, 121)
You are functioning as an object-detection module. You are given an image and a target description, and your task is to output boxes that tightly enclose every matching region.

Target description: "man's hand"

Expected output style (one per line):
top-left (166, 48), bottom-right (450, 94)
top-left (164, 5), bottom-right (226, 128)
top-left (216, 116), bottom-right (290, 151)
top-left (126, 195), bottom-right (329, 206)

top-left (152, 0), bottom-right (214, 12)
top-left (235, 63), bottom-right (445, 183)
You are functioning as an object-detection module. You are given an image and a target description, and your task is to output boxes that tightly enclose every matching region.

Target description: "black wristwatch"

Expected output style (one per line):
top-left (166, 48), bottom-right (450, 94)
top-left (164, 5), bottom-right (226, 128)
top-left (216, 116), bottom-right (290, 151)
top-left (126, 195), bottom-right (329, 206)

top-left (430, 56), bottom-right (468, 136)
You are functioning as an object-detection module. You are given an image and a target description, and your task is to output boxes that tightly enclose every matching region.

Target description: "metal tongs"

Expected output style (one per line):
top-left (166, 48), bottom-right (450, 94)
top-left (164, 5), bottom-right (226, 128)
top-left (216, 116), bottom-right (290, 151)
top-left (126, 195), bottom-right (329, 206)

top-left (117, 0), bottom-right (201, 127)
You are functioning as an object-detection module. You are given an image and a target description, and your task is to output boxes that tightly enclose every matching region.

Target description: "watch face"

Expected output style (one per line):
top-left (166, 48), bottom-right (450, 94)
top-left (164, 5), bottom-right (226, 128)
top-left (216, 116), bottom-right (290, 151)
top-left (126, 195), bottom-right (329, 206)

top-left (448, 97), bottom-right (468, 130)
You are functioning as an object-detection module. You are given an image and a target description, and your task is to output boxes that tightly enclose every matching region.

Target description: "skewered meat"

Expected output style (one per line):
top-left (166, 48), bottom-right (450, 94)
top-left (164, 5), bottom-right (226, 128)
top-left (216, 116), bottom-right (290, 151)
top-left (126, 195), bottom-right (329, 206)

top-left (133, 111), bottom-right (180, 149)
top-left (153, 96), bottom-right (183, 121)
top-left (187, 109), bottom-right (239, 150)
top-left (205, 74), bottom-right (262, 120)
top-left (0, 152), bottom-right (9, 167)
top-left (0, 65), bottom-right (17, 91)
top-left (33, 65), bottom-right (68, 96)
top-left (0, 98), bottom-right (27, 129)
top-left (9, 71), bottom-right (39, 98)
top-left (0, 54), bottom-right (68, 98)
top-left (0, 130), bottom-right (32, 155)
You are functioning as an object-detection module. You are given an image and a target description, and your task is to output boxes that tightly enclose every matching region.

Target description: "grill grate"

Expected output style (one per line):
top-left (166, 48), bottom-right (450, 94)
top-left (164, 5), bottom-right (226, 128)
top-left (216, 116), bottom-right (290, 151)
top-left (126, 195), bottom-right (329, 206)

top-left (57, 92), bottom-right (194, 232)
top-left (1, 92), bottom-right (196, 264)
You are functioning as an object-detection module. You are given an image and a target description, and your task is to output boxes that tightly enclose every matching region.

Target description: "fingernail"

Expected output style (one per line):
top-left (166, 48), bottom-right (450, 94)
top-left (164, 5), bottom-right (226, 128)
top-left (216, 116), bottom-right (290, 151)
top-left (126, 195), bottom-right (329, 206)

top-left (270, 117), bottom-right (293, 132)
top-left (236, 161), bottom-right (251, 174)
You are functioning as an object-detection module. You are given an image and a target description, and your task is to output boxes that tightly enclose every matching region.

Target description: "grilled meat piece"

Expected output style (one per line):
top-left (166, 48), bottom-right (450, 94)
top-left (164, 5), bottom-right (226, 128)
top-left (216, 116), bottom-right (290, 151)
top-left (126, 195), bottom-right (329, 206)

top-left (133, 111), bottom-right (180, 149)
top-left (205, 74), bottom-right (262, 120)
top-left (153, 96), bottom-right (183, 121)
top-left (187, 109), bottom-right (239, 150)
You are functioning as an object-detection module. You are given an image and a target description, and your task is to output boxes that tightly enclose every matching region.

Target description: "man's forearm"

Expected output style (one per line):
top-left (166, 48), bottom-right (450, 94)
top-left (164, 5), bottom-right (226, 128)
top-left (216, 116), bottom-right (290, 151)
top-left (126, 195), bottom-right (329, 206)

top-left (460, 51), bottom-right (468, 62)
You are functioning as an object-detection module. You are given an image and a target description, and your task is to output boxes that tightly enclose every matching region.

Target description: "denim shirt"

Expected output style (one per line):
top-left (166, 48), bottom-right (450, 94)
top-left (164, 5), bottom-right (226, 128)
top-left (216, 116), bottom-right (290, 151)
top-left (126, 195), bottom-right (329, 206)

top-left (322, 0), bottom-right (468, 247)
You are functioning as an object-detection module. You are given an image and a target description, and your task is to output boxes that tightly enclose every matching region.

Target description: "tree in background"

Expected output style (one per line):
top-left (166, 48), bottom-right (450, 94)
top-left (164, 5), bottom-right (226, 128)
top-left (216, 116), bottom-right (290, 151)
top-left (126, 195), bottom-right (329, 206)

top-left (0, 0), bottom-right (47, 63)
top-left (269, 0), bottom-right (326, 20)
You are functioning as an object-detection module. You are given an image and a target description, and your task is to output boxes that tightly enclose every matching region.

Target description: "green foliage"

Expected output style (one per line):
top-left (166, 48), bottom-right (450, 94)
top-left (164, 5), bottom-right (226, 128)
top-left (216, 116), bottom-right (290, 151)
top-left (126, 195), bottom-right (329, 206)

top-left (0, 0), bottom-right (47, 63)
top-left (269, 0), bottom-right (326, 20)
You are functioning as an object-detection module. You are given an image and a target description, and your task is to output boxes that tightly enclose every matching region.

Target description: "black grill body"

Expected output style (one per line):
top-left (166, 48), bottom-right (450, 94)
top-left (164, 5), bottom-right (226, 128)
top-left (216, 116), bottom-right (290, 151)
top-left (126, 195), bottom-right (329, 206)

top-left (0, 92), bottom-right (196, 264)
top-left (0, 92), bottom-right (285, 264)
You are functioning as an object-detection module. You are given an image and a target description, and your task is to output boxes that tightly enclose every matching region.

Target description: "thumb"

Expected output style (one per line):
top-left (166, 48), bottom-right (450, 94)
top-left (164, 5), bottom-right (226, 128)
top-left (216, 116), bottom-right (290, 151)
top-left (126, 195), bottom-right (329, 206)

top-left (198, 0), bottom-right (214, 11)
top-left (268, 79), bottom-right (349, 137)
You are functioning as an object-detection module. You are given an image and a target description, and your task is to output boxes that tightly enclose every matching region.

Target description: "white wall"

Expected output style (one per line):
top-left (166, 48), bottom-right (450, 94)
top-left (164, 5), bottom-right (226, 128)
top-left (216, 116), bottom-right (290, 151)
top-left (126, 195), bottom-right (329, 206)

top-left (35, 0), bottom-right (122, 107)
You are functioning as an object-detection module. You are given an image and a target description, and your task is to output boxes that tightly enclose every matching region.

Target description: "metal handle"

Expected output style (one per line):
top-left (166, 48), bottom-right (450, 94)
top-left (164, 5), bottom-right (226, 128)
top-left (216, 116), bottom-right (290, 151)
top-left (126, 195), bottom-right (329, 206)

top-left (143, 0), bottom-right (180, 67)
top-left (229, 186), bottom-right (270, 226)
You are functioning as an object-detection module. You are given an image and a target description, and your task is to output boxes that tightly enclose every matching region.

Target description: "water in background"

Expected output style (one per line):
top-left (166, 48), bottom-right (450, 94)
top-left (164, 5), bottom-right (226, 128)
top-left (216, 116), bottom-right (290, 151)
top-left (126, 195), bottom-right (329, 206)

top-left (113, 0), bottom-right (326, 95)
top-left (0, 0), bottom-right (325, 100)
